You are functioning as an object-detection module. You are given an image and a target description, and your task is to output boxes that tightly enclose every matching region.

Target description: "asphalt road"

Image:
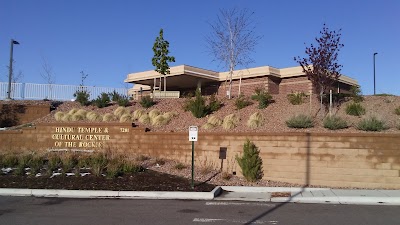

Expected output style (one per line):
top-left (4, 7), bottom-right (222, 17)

top-left (0, 197), bottom-right (399, 225)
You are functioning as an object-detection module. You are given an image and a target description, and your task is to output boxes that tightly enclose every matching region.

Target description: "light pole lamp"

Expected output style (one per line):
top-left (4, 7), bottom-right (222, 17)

top-left (373, 52), bottom-right (378, 95)
top-left (6, 39), bottom-right (20, 100)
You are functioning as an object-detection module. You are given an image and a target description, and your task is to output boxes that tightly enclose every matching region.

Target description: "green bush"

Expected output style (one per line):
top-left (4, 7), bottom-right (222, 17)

top-left (109, 90), bottom-right (123, 102)
top-left (61, 154), bottom-right (78, 173)
top-left (106, 158), bottom-right (123, 178)
top-left (323, 115), bottom-right (348, 130)
top-left (185, 89), bottom-right (208, 118)
top-left (357, 116), bottom-right (388, 132)
top-left (286, 114), bottom-right (314, 128)
top-left (46, 154), bottom-right (61, 175)
top-left (235, 139), bottom-right (263, 182)
top-left (122, 161), bottom-right (144, 174)
top-left (1, 154), bottom-right (19, 168)
top-left (90, 153), bottom-right (108, 177)
top-left (93, 92), bottom-right (110, 108)
top-left (235, 94), bottom-right (252, 110)
top-left (394, 106), bottom-right (400, 115)
top-left (208, 94), bottom-right (222, 112)
top-left (29, 155), bottom-right (44, 175)
top-left (350, 86), bottom-right (364, 103)
top-left (140, 95), bottom-right (155, 108)
top-left (117, 95), bottom-right (130, 107)
top-left (251, 88), bottom-right (273, 109)
top-left (73, 90), bottom-right (90, 106)
top-left (346, 102), bottom-right (366, 116)
top-left (287, 92), bottom-right (307, 105)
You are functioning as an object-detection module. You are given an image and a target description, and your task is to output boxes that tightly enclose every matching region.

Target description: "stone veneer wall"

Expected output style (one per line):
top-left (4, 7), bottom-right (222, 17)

top-left (0, 123), bottom-right (399, 189)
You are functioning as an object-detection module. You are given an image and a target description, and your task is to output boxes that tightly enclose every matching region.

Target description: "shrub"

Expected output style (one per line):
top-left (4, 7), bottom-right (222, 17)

top-left (286, 114), bottom-right (314, 128)
top-left (54, 112), bottom-right (65, 121)
top-left (163, 111), bottom-right (178, 120)
top-left (46, 154), bottom-right (61, 175)
top-left (247, 112), bottom-right (264, 129)
top-left (62, 113), bottom-right (73, 122)
top-left (350, 86), bottom-right (364, 103)
top-left (71, 113), bottom-right (85, 121)
top-left (346, 102), bottom-right (366, 116)
top-left (236, 139), bottom-right (263, 182)
top-left (90, 153), bottom-right (108, 176)
top-left (68, 108), bottom-right (79, 115)
top-left (138, 114), bottom-right (151, 124)
top-left (208, 94), bottom-right (222, 112)
top-left (148, 109), bottom-right (161, 119)
top-left (208, 116), bottom-right (222, 126)
top-left (114, 106), bottom-right (130, 118)
top-left (103, 113), bottom-right (116, 122)
top-left (106, 158), bottom-right (123, 178)
top-left (201, 123), bottom-right (215, 130)
top-left (117, 95), bottom-right (130, 107)
top-left (174, 162), bottom-right (186, 170)
top-left (122, 161), bottom-right (144, 174)
top-left (235, 94), bottom-right (252, 110)
top-left (61, 153), bottom-right (78, 173)
top-left (185, 89), bottom-right (208, 118)
top-left (109, 90), bottom-right (123, 102)
top-left (93, 92), bottom-right (110, 108)
top-left (133, 109), bottom-right (146, 120)
top-left (120, 114), bottom-right (133, 122)
top-left (323, 115), bottom-right (348, 130)
top-left (395, 106), bottom-right (400, 115)
top-left (151, 115), bottom-right (169, 126)
top-left (357, 116), bottom-right (388, 131)
top-left (75, 109), bottom-right (87, 117)
top-left (140, 95), bottom-right (155, 108)
top-left (251, 88), bottom-right (273, 109)
top-left (222, 114), bottom-right (239, 130)
top-left (287, 92), bottom-right (307, 105)
top-left (73, 90), bottom-right (90, 106)
top-left (29, 155), bottom-right (44, 175)
top-left (87, 112), bottom-right (102, 122)
top-left (1, 154), bottom-right (19, 168)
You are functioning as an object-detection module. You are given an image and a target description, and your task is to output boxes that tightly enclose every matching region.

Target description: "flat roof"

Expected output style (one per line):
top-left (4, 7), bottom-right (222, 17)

top-left (125, 64), bottom-right (358, 87)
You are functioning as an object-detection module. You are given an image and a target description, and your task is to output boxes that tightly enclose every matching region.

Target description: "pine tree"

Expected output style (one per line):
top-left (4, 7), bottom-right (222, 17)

top-left (236, 139), bottom-right (263, 182)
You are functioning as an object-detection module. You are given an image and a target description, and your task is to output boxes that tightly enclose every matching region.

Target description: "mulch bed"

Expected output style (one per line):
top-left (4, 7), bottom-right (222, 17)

top-left (0, 169), bottom-right (216, 192)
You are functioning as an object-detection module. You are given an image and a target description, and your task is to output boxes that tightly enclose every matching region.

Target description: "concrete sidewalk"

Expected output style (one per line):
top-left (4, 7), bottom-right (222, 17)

top-left (1, 186), bottom-right (400, 205)
top-left (218, 186), bottom-right (400, 205)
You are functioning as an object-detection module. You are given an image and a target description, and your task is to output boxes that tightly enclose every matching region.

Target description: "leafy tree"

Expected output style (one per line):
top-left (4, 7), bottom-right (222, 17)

top-left (207, 8), bottom-right (261, 99)
top-left (152, 29), bottom-right (175, 95)
top-left (295, 24), bottom-right (344, 112)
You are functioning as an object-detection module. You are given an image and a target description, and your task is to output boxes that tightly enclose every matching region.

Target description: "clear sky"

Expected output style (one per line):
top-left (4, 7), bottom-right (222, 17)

top-left (1, 0), bottom-right (399, 95)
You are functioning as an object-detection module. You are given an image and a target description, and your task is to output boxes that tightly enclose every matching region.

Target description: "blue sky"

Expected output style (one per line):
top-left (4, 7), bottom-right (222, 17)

top-left (1, 0), bottom-right (399, 95)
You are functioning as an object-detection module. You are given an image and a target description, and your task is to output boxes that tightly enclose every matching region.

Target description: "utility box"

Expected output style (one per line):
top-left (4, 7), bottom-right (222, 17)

top-left (219, 147), bottom-right (227, 159)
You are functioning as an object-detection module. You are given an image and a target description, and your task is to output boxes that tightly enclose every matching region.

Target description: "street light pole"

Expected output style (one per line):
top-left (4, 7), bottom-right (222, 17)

top-left (373, 52), bottom-right (378, 95)
top-left (6, 39), bottom-right (20, 101)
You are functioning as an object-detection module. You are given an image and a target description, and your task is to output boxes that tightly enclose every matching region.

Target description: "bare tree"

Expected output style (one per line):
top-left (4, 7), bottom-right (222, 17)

top-left (295, 24), bottom-right (344, 113)
top-left (207, 8), bottom-right (261, 99)
top-left (40, 56), bottom-right (56, 99)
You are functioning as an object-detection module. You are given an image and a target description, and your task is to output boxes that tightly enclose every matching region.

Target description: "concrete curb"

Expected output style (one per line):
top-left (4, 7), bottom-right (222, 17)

top-left (220, 186), bottom-right (330, 193)
top-left (271, 196), bottom-right (400, 205)
top-left (0, 187), bottom-right (222, 200)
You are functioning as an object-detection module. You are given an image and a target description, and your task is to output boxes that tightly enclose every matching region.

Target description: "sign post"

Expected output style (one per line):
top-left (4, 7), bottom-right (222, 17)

top-left (189, 126), bottom-right (198, 189)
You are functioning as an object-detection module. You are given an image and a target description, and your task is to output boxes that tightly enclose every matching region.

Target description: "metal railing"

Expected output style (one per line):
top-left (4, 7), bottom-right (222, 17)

top-left (0, 82), bottom-right (128, 101)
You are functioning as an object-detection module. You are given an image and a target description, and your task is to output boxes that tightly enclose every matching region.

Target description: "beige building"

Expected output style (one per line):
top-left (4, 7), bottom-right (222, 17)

top-left (125, 65), bottom-right (358, 99)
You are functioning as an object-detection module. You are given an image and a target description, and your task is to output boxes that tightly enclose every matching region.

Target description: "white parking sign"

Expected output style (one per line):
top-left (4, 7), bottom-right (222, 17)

top-left (189, 126), bottom-right (198, 141)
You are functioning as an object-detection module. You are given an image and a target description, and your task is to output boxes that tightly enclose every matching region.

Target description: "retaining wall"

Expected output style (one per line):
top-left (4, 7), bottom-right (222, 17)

top-left (0, 122), bottom-right (399, 189)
